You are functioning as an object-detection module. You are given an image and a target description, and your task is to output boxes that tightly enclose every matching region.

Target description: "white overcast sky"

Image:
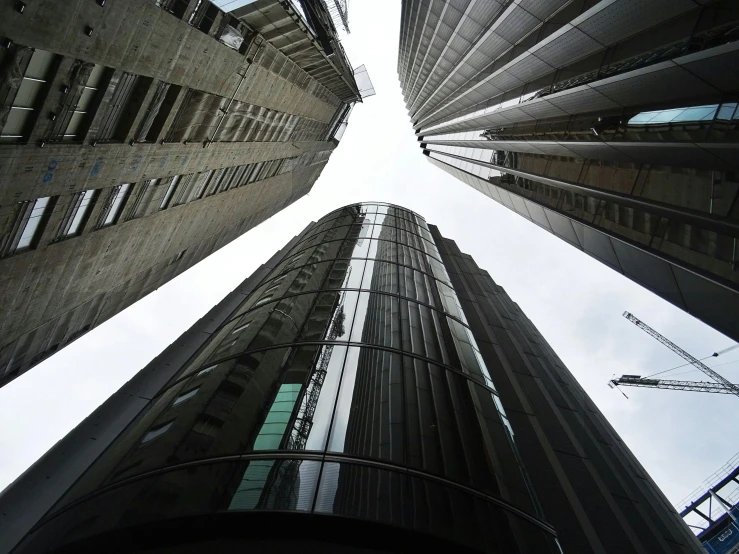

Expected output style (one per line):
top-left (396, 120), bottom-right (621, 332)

top-left (1, 0), bottom-right (737, 515)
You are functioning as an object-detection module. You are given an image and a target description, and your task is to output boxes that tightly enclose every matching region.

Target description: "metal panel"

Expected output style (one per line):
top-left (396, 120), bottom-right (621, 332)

top-left (609, 239), bottom-right (686, 308)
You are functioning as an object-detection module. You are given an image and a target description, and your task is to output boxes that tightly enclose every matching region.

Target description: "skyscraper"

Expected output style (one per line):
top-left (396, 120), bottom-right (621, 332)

top-left (0, 0), bottom-right (365, 387)
top-left (1, 203), bottom-right (700, 553)
top-left (398, 0), bottom-right (739, 343)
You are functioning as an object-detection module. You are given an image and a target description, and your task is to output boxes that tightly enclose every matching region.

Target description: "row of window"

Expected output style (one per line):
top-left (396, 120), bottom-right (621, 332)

top-left (0, 157), bottom-right (292, 257)
top-left (156, 0), bottom-right (339, 106)
top-left (1, 44), bottom-right (329, 145)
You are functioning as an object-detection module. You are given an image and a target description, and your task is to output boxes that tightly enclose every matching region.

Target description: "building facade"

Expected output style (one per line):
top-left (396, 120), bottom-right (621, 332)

top-left (0, 0), bottom-right (362, 387)
top-left (398, 0), bottom-right (739, 343)
top-left (1, 203), bottom-right (701, 553)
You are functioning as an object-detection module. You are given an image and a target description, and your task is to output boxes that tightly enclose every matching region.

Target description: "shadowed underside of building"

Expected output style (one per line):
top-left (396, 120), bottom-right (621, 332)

top-left (0, 0), bottom-right (361, 387)
top-left (398, 0), bottom-right (739, 343)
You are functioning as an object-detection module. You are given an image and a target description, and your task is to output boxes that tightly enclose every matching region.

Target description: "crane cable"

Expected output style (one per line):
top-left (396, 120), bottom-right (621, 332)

top-left (642, 344), bottom-right (739, 379)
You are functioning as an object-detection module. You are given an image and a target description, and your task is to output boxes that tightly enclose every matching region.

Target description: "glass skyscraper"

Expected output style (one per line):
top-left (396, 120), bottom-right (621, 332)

top-left (398, 0), bottom-right (739, 343)
top-left (1, 203), bottom-right (700, 553)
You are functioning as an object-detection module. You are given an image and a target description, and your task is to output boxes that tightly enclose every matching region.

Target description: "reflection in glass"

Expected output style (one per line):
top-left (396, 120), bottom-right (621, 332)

top-left (228, 459), bottom-right (321, 512)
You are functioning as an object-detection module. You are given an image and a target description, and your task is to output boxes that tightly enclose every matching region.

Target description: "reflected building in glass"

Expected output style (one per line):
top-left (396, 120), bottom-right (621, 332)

top-left (398, 0), bottom-right (739, 343)
top-left (1, 203), bottom-right (700, 553)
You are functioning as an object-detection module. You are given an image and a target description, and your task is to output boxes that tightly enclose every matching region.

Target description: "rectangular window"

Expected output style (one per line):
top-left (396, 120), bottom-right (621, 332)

top-left (228, 165), bottom-right (247, 190)
top-left (193, 414), bottom-right (224, 436)
top-left (140, 420), bottom-right (173, 444)
top-left (217, 166), bottom-right (239, 193)
top-left (254, 294), bottom-right (273, 307)
top-left (231, 321), bottom-right (251, 335)
top-left (136, 82), bottom-right (181, 143)
top-left (159, 175), bottom-right (181, 210)
top-left (94, 72), bottom-right (144, 142)
top-left (125, 179), bottom-right (159, 220)
top-left (192, 170), bottom-right (213, 200)
top-left (156, 0), bottom-right (191, 19)
top-left (57, 189), bottom-right (97, 239)
top-left (172, 387), bottom-right (199, 407)
top-left (52, 63), bottom-right (107, 142)
top-left (98, 183), bottom-right (131, 228)
top-left (1, 48), bottom-right (56, 142)
top-left (171, 173), bottom-right (195, 206)
top-left (240, 164), bottom-right (257, 186)
top-left (205, 168), bottom-right (226, 196)
top-left (1, 196), bottom-right (53, 256)
top-left (247, 162), bottom-right (264, 184)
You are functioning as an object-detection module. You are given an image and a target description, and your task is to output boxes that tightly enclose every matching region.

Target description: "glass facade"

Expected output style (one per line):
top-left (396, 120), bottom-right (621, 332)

top-left (15, 203), bottom-right (558, 553)
top-left (399, 0), bottom-right (739, 344)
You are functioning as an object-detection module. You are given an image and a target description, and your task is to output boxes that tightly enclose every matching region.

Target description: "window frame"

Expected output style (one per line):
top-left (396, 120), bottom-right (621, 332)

top-left (55, 189), bottom-right (98, 240)
top-left (1, 196), bottom-right (55, 256)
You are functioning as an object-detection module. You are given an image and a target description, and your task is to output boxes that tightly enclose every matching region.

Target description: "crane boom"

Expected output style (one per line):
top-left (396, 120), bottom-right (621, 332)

top-left (623, 312), bottom-right (739, 398)
top-left (610, 375), bottom-right (738, 394)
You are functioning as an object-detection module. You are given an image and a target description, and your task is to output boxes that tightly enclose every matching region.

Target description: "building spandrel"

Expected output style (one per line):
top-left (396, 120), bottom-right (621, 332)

top-left (0, 0), bottom-right (364, 387)
top-left (398, 0), bottom-right (739, 343)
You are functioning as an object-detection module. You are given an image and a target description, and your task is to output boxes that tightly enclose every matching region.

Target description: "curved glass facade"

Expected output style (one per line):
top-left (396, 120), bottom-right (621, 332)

top-left (17, 203), bottom-right (558, 553)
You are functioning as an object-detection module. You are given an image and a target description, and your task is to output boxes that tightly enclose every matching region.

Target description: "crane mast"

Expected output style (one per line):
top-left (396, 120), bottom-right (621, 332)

top-left (609, 375), bottom-right (738, 394)
top-left (622, 312), bottom-right (739, 398)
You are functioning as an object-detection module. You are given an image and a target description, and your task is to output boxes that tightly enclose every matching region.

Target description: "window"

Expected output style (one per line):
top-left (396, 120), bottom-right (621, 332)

top-left (192, 170), bottom-right (213, 200)
top-left (51, 63), bottom-right (107, 142)
top-left (231, 321), bottom-right (251, 334)
top-left (1, 48), bottom-right (56, 142)
top-left (98, 184), bottom-right (131, 228)
top-left (135, 82), bottom-right (181, 143)
top-left (193, 414), bottom-right (224, 436)
top-left (140, 420), bottom-right (173, 444)
top-left (204, 168), bottom-right (226, 196)
top-left (95, 73), bottom-right (152, 142)
top-left (254, 295), bottom-right (273, 307)
top-left (1, 196), bottom-right (53, 256)
top-left (159, 175), bottom-right (180, 210)
top-left (209, 381), bottom-right (244, 414)
top-left (218, 166), bottom-right (239, 192)
top-left (56, 189), bottom-right (97, 239)
top-left (196, 365), bottom-right (217, 378)
top-left (172, 387), bottom-right (199, 407)
top-left (125, 179), bottom-right (159, 220)
top-left (171, 174), bottom-right (195, 206)
top-left (156, 0), bottom-right (191, 19)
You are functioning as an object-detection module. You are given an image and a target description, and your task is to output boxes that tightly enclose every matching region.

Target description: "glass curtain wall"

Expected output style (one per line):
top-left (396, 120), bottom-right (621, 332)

top-left (17, 203), bottom-right (559, 553)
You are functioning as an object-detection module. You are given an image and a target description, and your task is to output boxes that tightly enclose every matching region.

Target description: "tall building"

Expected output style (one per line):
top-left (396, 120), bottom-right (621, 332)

top-left (0, 0), bottom-right (365, 387)
top-left (398, 0), bottom-right (739, 343)
top-left (1, 203), bottom-right (700, 554)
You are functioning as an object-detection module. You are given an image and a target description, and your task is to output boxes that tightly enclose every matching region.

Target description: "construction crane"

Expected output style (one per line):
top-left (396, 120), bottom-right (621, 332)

top-left (612, 312), bottom-right (739, 398)
top-left (609, 375), bottom-right (738, 394)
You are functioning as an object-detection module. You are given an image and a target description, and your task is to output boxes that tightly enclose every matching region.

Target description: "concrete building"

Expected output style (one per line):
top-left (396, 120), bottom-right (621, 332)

top-left (1, 203), bottom-right (701, 553)
top-left (398, 0), bottom-right (739, 343)
top-left (0, 0), bottom-right (364, 387)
